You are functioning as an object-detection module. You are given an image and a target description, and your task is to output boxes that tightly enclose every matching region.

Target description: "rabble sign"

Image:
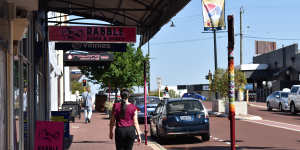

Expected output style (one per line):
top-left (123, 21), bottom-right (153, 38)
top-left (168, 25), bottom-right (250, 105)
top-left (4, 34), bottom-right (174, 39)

top-left (48, 26), bottom-right (136, 43)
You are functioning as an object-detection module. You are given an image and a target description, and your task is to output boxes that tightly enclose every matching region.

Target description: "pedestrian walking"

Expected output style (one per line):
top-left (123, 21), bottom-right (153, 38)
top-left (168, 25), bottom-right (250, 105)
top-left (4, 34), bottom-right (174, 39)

top-left (109, 89), bottom-right (141, 150)
top-left (82, 87), bottom-right (93, 123)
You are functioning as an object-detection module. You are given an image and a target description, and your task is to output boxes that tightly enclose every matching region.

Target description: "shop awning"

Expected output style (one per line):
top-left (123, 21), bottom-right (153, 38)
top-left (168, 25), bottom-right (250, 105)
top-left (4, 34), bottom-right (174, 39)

top-left (46, 0), bottom-right (191, 46)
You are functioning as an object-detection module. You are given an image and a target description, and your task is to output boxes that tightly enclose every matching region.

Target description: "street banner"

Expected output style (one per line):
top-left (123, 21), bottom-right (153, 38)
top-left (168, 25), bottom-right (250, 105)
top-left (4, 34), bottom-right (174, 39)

top-left (34, 121), bottom-right (64, 150)
top-left (202, 0), bottom-right (225, 31)
top-left (49, 26), bottom-right (136, 43)
top-left (55, 42), bottom-right (126, 52)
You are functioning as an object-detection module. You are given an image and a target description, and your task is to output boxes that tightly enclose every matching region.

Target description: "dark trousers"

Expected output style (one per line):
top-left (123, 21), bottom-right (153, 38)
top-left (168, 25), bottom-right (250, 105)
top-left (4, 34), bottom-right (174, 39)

top-left (115, 126), bottom-right (136, 150)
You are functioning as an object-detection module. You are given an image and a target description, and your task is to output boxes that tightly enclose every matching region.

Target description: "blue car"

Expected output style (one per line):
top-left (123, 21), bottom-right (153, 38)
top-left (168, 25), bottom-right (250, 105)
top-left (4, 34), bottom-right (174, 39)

top-left (150, 98), bottom-right (210, 141)
top-left (133, 96), bottom-right (160, 123)
top-left (182, 92), bottom-right (206, 100)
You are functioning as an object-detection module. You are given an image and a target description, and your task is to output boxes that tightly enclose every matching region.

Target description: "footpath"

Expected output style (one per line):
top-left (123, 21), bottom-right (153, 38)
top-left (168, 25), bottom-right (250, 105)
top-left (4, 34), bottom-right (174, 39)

top-left (67, 112), bottom-right (154, 150)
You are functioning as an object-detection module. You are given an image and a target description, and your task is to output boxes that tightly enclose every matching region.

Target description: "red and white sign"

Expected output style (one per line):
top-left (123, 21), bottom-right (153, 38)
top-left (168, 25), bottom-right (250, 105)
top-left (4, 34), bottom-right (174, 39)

top-left (34, 121), bottom-right (64, 150)
top-left (48, 26), bottom-right (136, 43)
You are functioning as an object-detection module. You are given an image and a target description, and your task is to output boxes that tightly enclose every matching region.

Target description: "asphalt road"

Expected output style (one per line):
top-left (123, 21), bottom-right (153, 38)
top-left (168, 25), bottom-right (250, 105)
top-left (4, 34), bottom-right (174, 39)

top-left (148, 101), bottom-right (300, 150)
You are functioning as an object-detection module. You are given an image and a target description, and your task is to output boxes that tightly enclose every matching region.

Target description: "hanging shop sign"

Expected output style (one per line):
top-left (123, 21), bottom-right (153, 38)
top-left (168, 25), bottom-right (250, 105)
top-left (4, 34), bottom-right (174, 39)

top-left (55, 42), bottom-right (126, 52)
top-left (34, 121), bottom-right (64, 150)
top-left (48, 26), bottom-right (136, 43)
top-left (202, 0), bottom-right (225, 31)
top-left (64, 52), bottom-right (114, 66)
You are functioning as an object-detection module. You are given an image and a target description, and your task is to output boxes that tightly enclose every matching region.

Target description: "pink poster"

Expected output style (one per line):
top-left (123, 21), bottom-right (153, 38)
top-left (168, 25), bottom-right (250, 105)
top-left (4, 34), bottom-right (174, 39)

top-left (34, 121), bottom-right (64, 150)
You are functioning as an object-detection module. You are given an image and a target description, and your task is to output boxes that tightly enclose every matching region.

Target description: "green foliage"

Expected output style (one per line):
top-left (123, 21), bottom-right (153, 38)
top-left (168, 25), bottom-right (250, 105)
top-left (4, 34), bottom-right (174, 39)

top-left (169, 89), bottom-right (180, 98)
top-left (70, 80), bottom-right (88, 94)
top-left (210, 68), bottom-right (247, 98)
top-left (80, 44), bottom-right (147, 91)
top-left (148, 90), bottom-right (163, 97)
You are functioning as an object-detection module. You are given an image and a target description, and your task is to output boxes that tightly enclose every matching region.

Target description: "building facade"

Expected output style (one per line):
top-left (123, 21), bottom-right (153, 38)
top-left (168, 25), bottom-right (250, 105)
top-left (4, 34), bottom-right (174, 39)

top-left (246, 44), bottom-right (300, 101)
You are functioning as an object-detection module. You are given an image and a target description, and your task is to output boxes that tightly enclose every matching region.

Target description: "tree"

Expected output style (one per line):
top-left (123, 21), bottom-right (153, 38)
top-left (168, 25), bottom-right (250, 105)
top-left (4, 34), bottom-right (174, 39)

top-left (80, 44), bottom-right (147, 92)
top-left (168, 89), bottom-right (180, 98)
top-left (210, 68), bottom-right (247, 99)
top-left (71, 80), bottom-right (89, 94)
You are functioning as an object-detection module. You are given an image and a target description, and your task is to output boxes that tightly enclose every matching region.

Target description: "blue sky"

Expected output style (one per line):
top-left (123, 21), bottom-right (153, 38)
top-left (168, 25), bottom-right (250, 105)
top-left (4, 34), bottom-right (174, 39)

top-left (67, 0), bottom-right (300, 92)
top-left (139, 0), bottom-right (300, 90)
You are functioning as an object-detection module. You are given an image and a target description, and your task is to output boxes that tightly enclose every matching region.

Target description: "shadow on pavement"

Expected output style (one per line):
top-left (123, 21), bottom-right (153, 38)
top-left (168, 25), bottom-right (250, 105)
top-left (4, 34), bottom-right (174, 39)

top-left (155, 136), bottom-right (203, 145)
top-left (223, 139), bottom-right (244, 143)
top-left (166, 146), bottom-right (277, 150)
top-left (64, 135), bottom-right (73, 150)
top-left (72, 140), bottom-right (110, 144)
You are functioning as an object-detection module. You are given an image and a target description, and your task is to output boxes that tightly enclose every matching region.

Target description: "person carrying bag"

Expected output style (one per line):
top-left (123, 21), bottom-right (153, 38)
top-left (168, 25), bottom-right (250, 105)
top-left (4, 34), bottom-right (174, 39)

top-left (109, 89), bottom-right (141, 150)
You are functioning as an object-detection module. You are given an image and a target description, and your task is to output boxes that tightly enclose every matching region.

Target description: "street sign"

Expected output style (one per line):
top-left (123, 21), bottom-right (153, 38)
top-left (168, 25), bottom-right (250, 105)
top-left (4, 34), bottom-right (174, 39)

top-left (156, 77), bottom-right (161, 88)
top-left (49, 26), bottom-right (136, 43)
top-left (63, 52), bottom-right (114, 66)
top-left (55, 43), bottom-right (126, 52)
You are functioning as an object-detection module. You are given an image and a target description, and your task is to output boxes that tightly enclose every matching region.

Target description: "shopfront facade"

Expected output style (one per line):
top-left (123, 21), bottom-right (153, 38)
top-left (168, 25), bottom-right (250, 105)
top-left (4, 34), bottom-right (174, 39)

top-left (0, 1), bottom-right (50, 149)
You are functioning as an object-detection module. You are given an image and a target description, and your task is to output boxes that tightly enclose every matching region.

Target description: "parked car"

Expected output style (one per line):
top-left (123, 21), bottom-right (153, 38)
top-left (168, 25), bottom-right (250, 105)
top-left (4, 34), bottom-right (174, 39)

top-left (266, 91), bottom-right (289, 112)
top-left (182, 92), bottom-right (206, 100)
top-left (133, 96), bottom-right (160, 122)
top-left (150, 98), bottom-right (210, 141)
top-left (288, 85), bottom-right (300, 114)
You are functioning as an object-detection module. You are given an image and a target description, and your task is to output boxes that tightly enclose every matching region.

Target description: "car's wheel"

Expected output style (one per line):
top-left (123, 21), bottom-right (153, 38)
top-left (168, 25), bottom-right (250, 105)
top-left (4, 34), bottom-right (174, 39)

top-left (267, 102), bottom-right (272, 111)
top-left (202, 133), bottom-right (210, 142)
top-left (279, 103), bottom-right (283, 112)
top-left (290, 103), bottom-right (297, 114)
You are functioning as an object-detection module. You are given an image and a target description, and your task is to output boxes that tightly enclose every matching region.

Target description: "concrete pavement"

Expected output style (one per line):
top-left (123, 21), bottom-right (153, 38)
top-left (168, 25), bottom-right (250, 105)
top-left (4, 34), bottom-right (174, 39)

top-left (67, 111), bottom-right (154, 150)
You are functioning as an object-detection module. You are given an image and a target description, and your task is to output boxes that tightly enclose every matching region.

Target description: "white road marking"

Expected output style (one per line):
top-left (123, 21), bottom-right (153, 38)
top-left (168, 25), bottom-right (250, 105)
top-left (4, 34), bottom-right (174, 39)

top-left (248, 103), bottom-right (267, 109)
top-left (245, 119), bottom-right (300, 132)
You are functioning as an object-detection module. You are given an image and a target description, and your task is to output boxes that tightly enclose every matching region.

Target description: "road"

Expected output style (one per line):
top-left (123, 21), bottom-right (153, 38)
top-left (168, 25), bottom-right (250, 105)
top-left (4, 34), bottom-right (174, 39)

top-left (147, 101), bottom-right (300, 150)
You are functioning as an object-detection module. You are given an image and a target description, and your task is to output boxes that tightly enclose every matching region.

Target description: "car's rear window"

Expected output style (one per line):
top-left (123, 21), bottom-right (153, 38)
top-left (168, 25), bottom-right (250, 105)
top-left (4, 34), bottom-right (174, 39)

top-left (281, 93), bottom-right (289, 98)
top-left (167, 100), bottom-right (204, 113)
top-left (135, 97), bottom-right (160, 105)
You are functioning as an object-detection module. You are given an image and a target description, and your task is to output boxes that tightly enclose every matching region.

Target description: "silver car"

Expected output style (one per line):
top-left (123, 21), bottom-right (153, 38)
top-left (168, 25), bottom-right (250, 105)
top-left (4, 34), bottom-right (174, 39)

top-left (266, 91), bottom-right (289, 112)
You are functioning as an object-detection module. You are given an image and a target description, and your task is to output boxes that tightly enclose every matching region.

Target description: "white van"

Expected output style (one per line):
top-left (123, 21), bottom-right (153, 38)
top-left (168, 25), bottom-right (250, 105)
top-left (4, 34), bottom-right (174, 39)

top-left (288, 85), bottom-right (300, 114)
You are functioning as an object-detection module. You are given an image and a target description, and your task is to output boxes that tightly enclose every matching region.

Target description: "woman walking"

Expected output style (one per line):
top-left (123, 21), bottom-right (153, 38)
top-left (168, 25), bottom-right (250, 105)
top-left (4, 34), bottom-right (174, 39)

top-left (109, 89), bottom-right (141, 150)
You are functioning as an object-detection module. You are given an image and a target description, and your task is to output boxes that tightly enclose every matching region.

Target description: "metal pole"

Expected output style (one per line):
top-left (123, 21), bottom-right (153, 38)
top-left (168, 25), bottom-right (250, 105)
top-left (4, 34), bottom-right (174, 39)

top-left (240, 7), bottom-right (243, 65)
top-left (228, 15), bottom-right (236, 150)
top-left (143, 61), bottom-right (148, 145)
top-left (147, 35), bottom-right (150, 93)
top-left (6, 3), bottom-right (15, 150)
top-left (213, 29), bottom-right (218, 100)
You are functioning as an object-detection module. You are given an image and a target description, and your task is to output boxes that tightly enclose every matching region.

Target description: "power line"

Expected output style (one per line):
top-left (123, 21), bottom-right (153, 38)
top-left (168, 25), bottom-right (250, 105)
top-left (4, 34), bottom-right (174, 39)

top-left (244, 35), bottom-right (300, 41)
top-left (151, 36), bottom-right (228, 45)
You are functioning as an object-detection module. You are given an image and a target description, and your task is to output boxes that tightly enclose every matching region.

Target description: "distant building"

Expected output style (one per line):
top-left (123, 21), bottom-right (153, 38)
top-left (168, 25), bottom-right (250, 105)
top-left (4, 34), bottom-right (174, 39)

top-left (241, 43), bottom-right (300, 102)
top-left (177, 84), bottom-right (210, 99)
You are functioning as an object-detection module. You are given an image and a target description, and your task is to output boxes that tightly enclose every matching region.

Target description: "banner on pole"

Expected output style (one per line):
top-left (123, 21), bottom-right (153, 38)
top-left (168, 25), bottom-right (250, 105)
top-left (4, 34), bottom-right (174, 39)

top-left (202, 0), bottom-right (225, 31)
top-left (49, 26), bottom-right (136, 43)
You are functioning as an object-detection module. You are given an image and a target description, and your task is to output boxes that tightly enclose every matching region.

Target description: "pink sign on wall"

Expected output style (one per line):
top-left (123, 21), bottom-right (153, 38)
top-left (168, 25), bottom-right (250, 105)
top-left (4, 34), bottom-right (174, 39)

top-left (34, 121), bottom-right (64, 150)
top-left (48, 26), bottom-right (136, 43)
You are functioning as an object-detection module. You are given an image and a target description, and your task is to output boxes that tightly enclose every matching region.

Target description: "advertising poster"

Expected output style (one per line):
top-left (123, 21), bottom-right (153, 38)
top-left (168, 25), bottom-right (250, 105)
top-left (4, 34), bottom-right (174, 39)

top-left (34, 121), bottom-right (64, 150)
top-left (202, 0), bottom-right (225, 31)
top-left (51, 111), bottom-right (70, 138)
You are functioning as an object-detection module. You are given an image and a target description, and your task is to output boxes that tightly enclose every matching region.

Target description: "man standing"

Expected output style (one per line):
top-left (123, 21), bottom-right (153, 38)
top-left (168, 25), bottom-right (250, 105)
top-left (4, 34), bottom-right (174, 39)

top-left (82, 87), bottom-right (93, 123)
